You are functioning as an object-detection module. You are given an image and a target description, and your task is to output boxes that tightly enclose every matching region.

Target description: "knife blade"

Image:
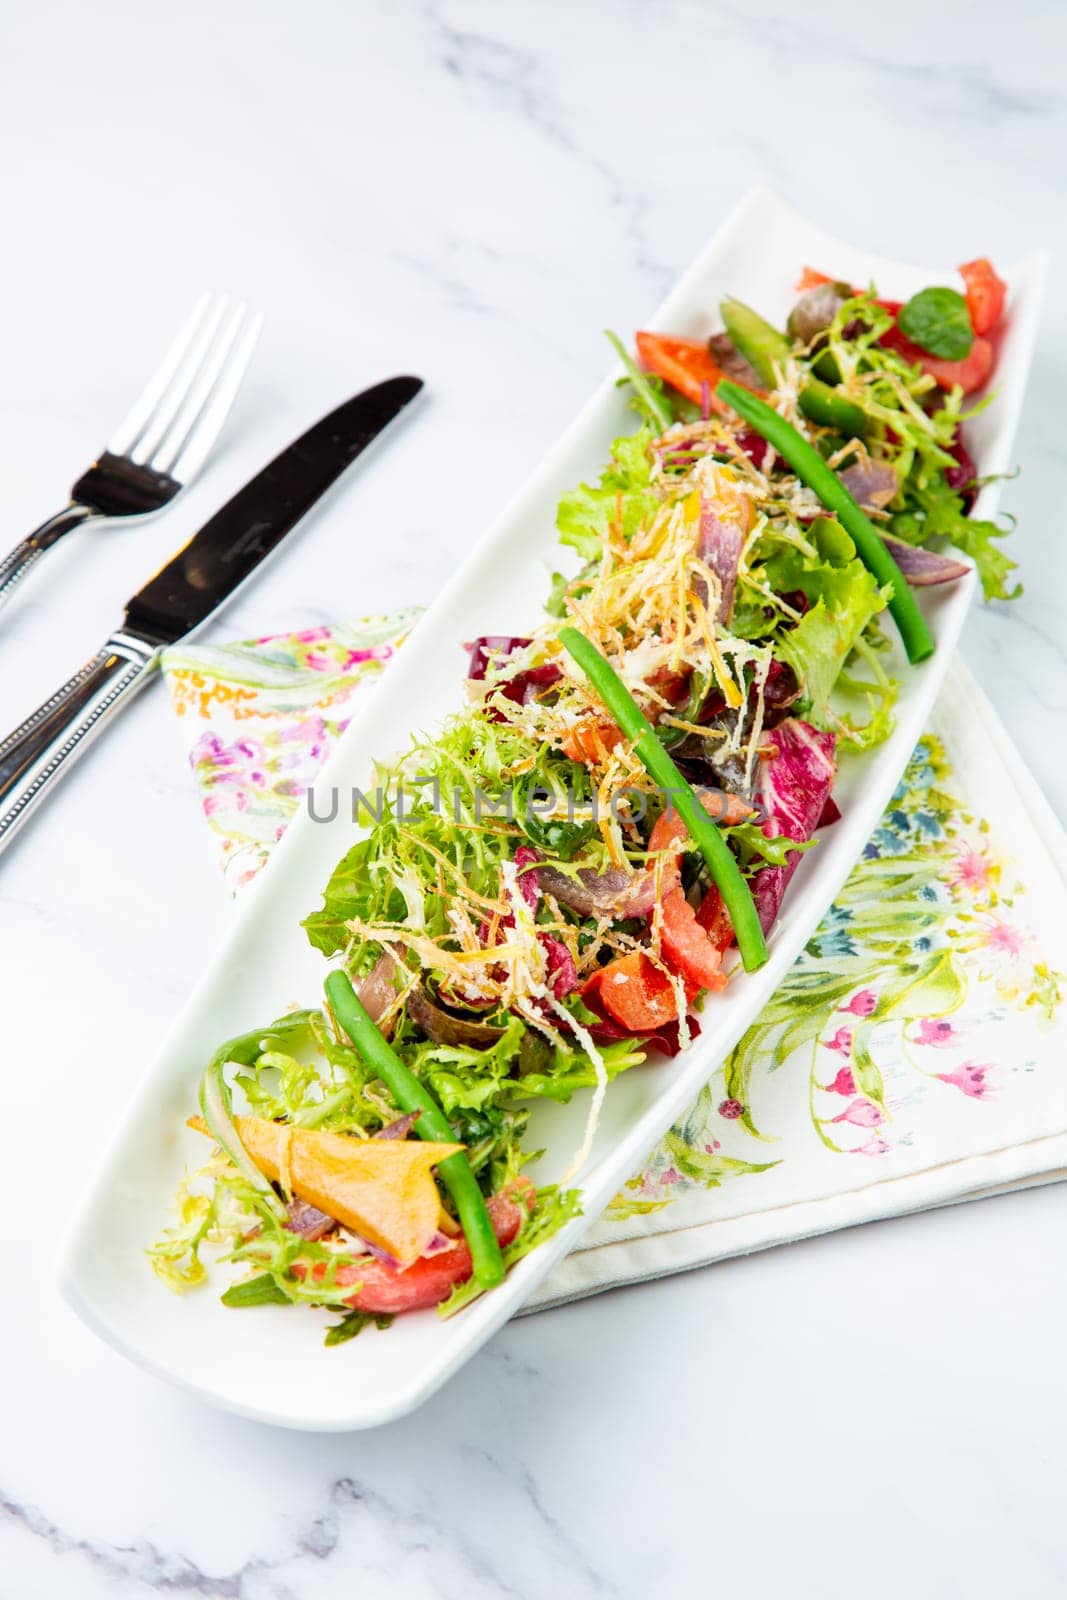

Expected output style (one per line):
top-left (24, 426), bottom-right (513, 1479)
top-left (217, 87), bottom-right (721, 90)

top-left (0, 375), bottom-right (423, 854)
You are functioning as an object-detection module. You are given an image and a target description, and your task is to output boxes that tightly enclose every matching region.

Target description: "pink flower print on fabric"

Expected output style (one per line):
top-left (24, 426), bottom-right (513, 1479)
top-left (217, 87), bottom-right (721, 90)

top-left (949, 847), bottom-right (995, 893)
top-left (935, 1060), bottom-right (995, 1100)
top-left (974, 916), bottom-right (1027, 959)
top-left (854, 1134), bottom-right (892, 1157)
top-left (914, 1018), bottom-right (957, 1049)
top-left (825, 1066), bottom-right (856, 1096)
top-left (825, 1027), bottom-right (853, 1056)
top-left (831, 1098), bottom-right (885, 1129)
top-left (840, 988), bottom-right (878, 1017)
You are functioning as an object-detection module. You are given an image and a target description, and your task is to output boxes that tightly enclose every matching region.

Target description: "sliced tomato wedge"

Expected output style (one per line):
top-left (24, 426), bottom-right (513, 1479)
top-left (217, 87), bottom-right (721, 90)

top-left (881, 325), bottom-right (994, 394)
top-left (582, 950), bottom-right (679, 1031)
top-left (634, 332), bottom-right (734, 410)
top-left (300, 1186), bottom-right (534, 1315)
top-left (796, 266), bottom-right (833, 292)
top-left (959, 258), bottom-right (1006, 336)
top-left (660, 886), bottom-right (727, 992)
top-left (695, 884), bottom-right (736, 954)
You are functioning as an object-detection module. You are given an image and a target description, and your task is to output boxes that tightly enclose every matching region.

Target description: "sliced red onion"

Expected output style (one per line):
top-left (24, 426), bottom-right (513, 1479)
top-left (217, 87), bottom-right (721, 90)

top-left (698, 496), bottom-right (744, 623)
top-left (286, 1199), bottom-right (335, 1241)
top-left (838, 459), bottom-right (898, 510)
top-left (373, 1110), bottom-right (422, 1141)
top-left (356, 952), bottom-right (399, 1025)
top-left (708, 331), bottom-right (763, 389)
top-left (407, 983), bottom-right (506, 1049)
top-left (422, 1231), bottom-right (459, 1257)
top-left (881, 534), bottom-right (970, 587)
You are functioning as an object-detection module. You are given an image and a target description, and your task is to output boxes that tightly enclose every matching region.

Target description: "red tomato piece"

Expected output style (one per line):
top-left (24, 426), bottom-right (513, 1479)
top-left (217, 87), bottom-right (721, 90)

top-left (796, 266), bottom-right (833, 292)
top-left (647, 788), bottom-right (754, 862)
top-left (959, 258), bottom-right (1007, 336)
top-left (634, 331), bottom-right (733, 410)
top-left (660, 886), bottom-right (727, 992)
top-left (695, 885), bottom-right (736, 954)
top-left (881, 325), bottom-right (994, 394)
top-left (300, 1186), bottom-right (533, 1315)
top-left (582, 950), bottom-right (679, 1031)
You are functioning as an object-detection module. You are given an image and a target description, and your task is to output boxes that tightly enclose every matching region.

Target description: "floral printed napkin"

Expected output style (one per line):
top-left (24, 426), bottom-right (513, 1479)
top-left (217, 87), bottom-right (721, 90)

top-left (161, 619), bottom-right (1067, 1311)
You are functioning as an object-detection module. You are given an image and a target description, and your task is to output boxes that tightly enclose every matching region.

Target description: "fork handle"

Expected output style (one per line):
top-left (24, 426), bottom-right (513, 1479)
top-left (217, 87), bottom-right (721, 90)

top-left (0, 632), bottom-right (158, 854)
top-left (0, 504), bottom-right (95, 613)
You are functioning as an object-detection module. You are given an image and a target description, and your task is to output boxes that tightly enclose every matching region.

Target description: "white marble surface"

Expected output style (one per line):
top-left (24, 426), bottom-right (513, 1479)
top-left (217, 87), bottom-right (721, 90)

top-left (1, 1), bottom-right (1066, 1593)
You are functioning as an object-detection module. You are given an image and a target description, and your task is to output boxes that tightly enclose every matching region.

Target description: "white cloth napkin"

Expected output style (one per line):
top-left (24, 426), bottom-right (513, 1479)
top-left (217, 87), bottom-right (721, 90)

top-left (161, 622), bottom-right (1067, 1311)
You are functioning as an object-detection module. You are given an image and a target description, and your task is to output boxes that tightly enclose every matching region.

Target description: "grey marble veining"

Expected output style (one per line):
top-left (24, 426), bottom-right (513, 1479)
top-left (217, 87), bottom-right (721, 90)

top-left (1, 0), bottom-right (1066, 1595)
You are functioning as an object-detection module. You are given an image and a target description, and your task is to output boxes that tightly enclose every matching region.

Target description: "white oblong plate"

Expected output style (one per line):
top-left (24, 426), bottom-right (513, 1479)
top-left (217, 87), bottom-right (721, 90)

top-left (61, 190), bottom-right (1048, 1431)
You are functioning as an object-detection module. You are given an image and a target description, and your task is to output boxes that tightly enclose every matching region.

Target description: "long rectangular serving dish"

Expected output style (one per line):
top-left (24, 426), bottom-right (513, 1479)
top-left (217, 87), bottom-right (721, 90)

top-left (62, 190), bottom-right (1047, 1430)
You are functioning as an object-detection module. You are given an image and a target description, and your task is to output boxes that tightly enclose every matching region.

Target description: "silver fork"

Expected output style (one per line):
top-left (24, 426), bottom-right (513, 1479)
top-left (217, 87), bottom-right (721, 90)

top-left (0, 293), bottom-right (263, 614)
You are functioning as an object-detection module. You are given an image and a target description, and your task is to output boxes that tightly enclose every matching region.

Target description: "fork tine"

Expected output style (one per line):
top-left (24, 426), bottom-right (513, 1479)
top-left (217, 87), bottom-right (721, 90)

top-left (127, 294), bottom-right (230, 466)
top-left (149, 301), bottom-right (250, 479)
top-left (107, 292), bottom-right (217, 458)
top-left (164, 310), bottom-right (263, 488)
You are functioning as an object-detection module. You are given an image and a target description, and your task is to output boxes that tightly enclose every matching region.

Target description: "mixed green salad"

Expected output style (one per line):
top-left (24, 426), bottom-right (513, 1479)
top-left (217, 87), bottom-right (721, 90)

top-left (152, 255), bottom-right (1016, 1341)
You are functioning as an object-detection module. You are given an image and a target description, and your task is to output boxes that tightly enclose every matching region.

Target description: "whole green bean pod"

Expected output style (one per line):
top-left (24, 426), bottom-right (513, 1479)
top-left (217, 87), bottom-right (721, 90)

top-left (716, 380), bottom-right (935, 665)
top-left (324, 970), bottom-right (506, 1288)
top-left (558, 627), bottom-right (768, 972)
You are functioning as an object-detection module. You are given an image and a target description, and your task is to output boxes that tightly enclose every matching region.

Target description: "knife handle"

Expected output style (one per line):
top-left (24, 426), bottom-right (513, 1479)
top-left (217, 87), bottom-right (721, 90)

top-left (0, 632), bottom-right (158, 854)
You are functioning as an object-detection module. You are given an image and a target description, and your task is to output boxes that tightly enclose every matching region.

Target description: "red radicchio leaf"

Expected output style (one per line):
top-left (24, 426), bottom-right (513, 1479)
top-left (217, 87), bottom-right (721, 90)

top-left (507, 847), bottom-right (578, 997)
top-left (541, 935), bottom-right (579, 998)
top-left (513, 845), bottom-right (542, 911)
top-left (735, 429), bottom-right (776, 472)
top-left (751, 717), bottom-right (837, 932)
top-left (466, 635), bottom-right (562, 711)
top-left (818, 795), bottom-right (843, 828)
top-left (945, 433), bottom-right (978, 509)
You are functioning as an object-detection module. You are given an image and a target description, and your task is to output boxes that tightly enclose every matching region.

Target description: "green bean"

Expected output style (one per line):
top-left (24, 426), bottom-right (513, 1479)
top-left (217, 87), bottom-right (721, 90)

top-left (796, 377), bottom-right (870, 438)
top-left (716, 381), bottom-right (935, 665)
top-left (558, 627), bottom-right (768, 972)
top-left (720, 296), bottom-right (792, 387)
top-left (720, 296), bottom-right (870, 438)
top-left (324, 970), bottom-right (505, 1288)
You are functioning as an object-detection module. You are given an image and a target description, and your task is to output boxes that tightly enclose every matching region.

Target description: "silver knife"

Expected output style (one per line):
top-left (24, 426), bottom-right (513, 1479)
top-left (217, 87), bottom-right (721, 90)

top-left (0, 376), bottom-right (423, 854)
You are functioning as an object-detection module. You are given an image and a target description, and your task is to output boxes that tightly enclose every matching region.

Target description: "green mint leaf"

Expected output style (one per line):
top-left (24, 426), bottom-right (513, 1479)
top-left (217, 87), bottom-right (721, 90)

top-left (898, 287), bottom-right (974, 360)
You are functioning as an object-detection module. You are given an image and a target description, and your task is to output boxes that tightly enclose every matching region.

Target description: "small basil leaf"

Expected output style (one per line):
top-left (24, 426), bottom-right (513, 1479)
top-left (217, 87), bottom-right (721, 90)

top-left (898, 287), bottom-right (974, 360)
top-left (221, 1273), bottom-right (290, 1308)
top-left (324, 1310), bottom-right (393, 1347)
